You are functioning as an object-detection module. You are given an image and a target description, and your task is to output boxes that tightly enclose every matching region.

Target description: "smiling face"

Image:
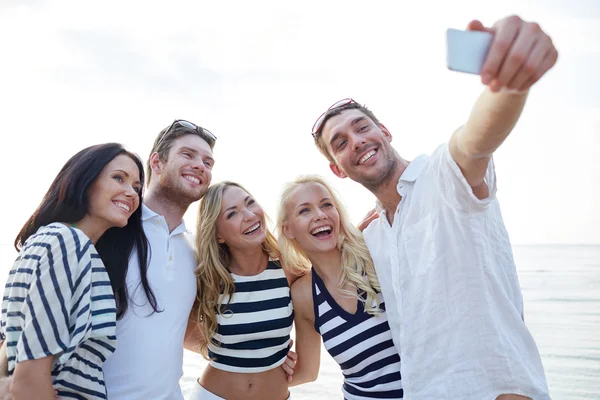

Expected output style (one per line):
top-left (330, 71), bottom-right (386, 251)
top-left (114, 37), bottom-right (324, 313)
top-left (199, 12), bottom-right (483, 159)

top-left (87, 154), bottom-right (142, 229)
top-left (151, 134), bottom-right (214, 205)
top-left (216, 186), bottom-right (267, 251)
top-left (321, 109), bottom-right (398, 191)
top-left (282, 182), bottom-right (341, 257)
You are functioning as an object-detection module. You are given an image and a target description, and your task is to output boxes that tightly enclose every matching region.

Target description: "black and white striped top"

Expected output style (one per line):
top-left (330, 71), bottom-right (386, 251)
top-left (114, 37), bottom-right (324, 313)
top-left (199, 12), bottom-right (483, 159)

top-left (0, 223), bottom-right (117, 399)
top-left (312, 268), bottom-right (403, 399)
top-left (208, 260), bottom-right (294, 373)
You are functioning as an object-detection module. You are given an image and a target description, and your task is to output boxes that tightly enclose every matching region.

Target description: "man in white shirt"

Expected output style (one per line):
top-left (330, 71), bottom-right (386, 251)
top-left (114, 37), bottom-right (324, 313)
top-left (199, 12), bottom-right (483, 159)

top-left (102, 120), bottom-right (217, 400)
top-left (310, 16), bottom-right (558, 400)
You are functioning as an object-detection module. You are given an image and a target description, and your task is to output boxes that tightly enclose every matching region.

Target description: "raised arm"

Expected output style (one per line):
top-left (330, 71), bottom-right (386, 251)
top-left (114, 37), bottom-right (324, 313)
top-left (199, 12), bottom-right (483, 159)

top-left (287, 275), bottom-right (321, 387)
top-left (450, 16), bottom-right (558, 194)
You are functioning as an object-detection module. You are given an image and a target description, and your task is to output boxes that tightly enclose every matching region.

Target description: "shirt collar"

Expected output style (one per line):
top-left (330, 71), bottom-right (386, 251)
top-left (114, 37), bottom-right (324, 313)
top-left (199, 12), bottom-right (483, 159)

top-left (375, 154), bottom-right (429, 214)
top-left (141, 203), bottom-right (188, 235)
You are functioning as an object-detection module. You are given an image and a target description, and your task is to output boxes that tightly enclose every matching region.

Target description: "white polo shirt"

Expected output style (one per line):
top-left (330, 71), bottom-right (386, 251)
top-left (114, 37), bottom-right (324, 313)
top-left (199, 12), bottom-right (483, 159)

top-left (363, 143), bottom-right (549, 400)
top-left (103, 204), bottom-right (198, 400)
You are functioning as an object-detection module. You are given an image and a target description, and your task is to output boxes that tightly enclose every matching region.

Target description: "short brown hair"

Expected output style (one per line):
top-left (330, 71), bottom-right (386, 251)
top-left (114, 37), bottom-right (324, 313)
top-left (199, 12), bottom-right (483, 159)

top-left (146, 123), bottom-right (216, 184)
top-left (313, 103), bottom-right (382, 164)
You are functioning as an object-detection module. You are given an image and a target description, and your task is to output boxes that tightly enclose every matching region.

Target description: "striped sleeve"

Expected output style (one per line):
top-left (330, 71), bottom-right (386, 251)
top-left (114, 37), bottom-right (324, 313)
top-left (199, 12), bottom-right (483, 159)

top-left (15, 228), bottom-right (92, 362)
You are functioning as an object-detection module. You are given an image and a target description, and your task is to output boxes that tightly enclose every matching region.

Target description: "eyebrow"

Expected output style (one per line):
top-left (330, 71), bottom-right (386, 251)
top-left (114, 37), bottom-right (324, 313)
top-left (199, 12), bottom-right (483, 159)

top-left (179, 146), bottom-right (198, 154)
top-left (295, 197), bottom-right (332, 209)
top-left (224, 196), bottom-right (250, 214)
top-left (328, 117), bottom-right (367, 148)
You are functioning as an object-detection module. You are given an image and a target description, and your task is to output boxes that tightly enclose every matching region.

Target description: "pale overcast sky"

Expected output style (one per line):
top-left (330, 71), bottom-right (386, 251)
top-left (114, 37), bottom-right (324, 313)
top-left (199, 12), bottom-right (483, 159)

top-left (0, 0), bottom-right (598, 246)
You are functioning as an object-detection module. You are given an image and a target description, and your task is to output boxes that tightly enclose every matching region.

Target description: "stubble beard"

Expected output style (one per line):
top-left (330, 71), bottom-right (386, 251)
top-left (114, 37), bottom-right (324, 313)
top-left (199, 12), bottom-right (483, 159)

top-left (357, 150), bottom-right (399, 194)
top-left (158, 171), bottom-right (207, 210)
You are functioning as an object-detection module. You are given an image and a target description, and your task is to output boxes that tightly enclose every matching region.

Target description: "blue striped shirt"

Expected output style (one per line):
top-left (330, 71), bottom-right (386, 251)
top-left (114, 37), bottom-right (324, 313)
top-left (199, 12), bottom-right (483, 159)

top-left (0, 223), bottom-right (117, 399)
top-left (208, 261), bottom-right (294, 373)
top-left (312, 268), bottom-right (403, 399)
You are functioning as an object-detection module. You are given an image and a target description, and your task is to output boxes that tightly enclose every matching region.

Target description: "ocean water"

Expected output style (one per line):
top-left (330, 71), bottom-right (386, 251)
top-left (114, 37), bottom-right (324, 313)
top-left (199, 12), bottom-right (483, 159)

top-left (1, 244), bottom-right (599, 399)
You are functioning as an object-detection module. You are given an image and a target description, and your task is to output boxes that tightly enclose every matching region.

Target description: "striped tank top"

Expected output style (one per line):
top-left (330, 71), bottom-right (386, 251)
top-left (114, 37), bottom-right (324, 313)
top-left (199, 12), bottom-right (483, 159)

top-left (312, 268), bottom-right (403, 399)
top-left (208, 260), bottom-right (294, 373)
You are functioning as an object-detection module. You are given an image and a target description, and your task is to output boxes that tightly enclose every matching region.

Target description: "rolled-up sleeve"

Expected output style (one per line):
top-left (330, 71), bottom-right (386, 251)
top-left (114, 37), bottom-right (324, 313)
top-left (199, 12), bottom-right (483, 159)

top-left (15, 231), bottom-right (90, 362)
top-left (429, 142), bottom-right (497, 213)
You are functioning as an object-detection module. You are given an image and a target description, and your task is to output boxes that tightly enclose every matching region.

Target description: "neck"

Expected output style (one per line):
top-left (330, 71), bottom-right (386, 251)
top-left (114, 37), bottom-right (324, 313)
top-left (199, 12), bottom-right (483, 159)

top-left (309, 248), bottom-right (343, 284)
top-left (72, 217), bottom-right (109, 244)
top-left (229, 246), bottom-right (268, 276)
top-left (144, 187), bottom-right (190, 232)
top-left (370, 155), bottom-right (409, 223)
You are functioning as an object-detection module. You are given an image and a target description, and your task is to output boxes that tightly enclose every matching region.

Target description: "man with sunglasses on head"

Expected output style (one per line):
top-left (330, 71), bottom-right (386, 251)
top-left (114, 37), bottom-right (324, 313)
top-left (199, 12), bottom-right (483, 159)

top-left (102, 120), bottom-right (216, 400)
top-left (311, 16), bottom-right (557, 400)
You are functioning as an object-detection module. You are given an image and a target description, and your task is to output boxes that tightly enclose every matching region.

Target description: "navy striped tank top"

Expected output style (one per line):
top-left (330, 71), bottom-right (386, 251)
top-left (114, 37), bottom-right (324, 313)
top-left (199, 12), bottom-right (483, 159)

top-left (208, 260), bottom-right (294, 373)
top-left (312, 268), bottom-right (403, 399)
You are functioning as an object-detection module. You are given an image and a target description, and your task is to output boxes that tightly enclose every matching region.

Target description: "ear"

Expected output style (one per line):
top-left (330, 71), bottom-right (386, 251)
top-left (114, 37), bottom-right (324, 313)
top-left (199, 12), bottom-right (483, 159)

top-left (149, 152), bottom-right (163, 176)
top-left (329, 163), bottom-right (347, 179)
top-left (380, 124), bottom-right (393, 143)
top-left (216, 235), bottom-right (225, 244)
top-left (282, 223), bottom-right (295, 240)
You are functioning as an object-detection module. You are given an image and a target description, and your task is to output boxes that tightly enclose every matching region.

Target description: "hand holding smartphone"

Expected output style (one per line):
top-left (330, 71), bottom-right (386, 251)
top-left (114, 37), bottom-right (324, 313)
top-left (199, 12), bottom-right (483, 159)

top-left (446, 28), bottom-right (493, 75)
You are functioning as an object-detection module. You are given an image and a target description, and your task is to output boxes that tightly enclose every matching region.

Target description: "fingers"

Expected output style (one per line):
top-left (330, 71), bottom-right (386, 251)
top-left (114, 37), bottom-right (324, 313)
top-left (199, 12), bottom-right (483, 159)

top-left (466, 19), bottom-right (486, 32)
top-left (481, 16), bottom-right (521, 86)
top-left (507, 34), bottom-right (548, 90)
top-left (287, 350), bottom-right (298, 362)
top-left (357, 208), bottom-right (379, 232)
top-left (479, 15), bottom-right (558, 90)
top-left (281, 360), bottom-right (294, 381)
top-left (495, 25), bottom-right (539, 90)
top-left (518, 47), bottom-right (558, 91)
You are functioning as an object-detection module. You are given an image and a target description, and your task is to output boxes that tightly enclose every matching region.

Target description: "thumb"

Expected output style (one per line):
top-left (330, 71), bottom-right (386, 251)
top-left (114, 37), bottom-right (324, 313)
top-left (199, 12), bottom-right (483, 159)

top-left (466, 19), bottom-right (493, 33)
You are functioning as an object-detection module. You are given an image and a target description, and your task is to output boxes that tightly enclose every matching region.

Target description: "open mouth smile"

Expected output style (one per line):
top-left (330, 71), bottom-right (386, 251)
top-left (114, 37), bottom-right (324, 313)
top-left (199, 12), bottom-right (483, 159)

top-left (358, 149), bottom-right (377, 165)
top-left (243, 222), bottom-right (261, 235)
top-left (310, 225), bottom-right (333, 238)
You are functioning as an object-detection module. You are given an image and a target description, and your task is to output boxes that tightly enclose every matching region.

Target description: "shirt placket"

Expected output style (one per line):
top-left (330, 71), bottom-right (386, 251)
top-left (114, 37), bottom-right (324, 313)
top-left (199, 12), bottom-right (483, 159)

top-left (393, 183), bottom-right (409, 395)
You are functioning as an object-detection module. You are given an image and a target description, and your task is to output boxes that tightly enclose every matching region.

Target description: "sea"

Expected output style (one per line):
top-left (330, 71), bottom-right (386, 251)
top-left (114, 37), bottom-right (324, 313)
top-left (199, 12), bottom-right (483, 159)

top-left (1, 244), bottom-right (599, 399)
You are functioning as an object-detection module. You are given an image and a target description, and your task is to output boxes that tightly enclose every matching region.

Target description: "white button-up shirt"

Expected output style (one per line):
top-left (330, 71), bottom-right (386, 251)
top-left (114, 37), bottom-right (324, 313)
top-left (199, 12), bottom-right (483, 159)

top-left (363, 143), bottom-right (549, 400)
top-left (103, 204), bottom-right (198, 400)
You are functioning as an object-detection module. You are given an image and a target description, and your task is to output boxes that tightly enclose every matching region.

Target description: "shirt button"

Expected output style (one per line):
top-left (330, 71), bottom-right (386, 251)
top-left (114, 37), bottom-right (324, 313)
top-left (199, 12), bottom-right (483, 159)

top-left (169, 255), bottom-right (173, 261)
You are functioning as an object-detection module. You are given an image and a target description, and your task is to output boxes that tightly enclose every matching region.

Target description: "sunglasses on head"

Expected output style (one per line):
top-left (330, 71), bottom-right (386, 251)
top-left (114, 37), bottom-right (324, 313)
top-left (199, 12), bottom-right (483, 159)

top-left (311, 98), bottom-right (357, 138)
top-left (157, 119), bottom-right (217, 146)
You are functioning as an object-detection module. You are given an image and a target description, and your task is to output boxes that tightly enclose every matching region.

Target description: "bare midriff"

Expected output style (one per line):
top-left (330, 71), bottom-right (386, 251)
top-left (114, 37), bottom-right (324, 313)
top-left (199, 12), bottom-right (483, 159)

top-left (199, 364), bottom-right (289, 400)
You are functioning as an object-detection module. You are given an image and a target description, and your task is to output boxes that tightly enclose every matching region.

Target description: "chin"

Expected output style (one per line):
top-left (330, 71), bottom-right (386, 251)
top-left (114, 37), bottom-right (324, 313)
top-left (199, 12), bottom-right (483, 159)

top-left (110, 216), bottom-right (129, 229)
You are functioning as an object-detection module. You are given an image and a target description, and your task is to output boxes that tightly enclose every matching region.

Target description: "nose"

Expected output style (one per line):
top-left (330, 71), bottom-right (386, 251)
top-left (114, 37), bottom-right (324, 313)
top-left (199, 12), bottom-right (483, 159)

top-left (124, 185), bottom-right (137, 197)
top-left (350, 132), bottom-right (366, 151)
top-left (191, 159), bottom-right (206, 173)
top-left (242, 208), bottom-right (255, 221)
top-left (314, 208), bottom-right (327, 220)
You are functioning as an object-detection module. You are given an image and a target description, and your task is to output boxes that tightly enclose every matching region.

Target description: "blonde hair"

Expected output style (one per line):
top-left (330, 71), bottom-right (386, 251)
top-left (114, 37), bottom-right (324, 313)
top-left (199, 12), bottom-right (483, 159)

top-left (276, 175), bottom-right (381, 315)
top-left (194, 181), bottom-right (280, 359)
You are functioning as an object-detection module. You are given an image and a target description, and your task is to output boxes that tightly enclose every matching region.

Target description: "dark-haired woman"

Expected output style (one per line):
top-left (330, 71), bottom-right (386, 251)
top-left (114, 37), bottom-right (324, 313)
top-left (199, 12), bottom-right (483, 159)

top-left (0, 143), bottom-right (151, 400)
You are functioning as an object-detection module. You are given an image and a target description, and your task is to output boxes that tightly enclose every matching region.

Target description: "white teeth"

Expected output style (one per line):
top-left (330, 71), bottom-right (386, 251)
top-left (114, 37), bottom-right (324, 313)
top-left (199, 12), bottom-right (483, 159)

top-left (114, 202), bottom-right (130, 212)
top-left (244, 222), bottom-right (260, 234)
top-left (310, 226), bottom-right (332, 235)
top-left (359, 150), bottom-right (376, 165)
top-left (184, 175), bottom-right (200, 184)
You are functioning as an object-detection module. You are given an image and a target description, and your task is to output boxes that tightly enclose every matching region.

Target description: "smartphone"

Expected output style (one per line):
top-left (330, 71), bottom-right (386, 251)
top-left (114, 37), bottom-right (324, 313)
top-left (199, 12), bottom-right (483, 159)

top-left (446, 28), bottom-right (493, 75)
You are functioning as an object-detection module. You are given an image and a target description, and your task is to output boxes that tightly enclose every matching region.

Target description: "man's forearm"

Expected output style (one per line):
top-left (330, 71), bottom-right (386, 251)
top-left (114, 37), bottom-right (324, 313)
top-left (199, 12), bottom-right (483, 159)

top-left (458, 88), bottom-right (528, 158)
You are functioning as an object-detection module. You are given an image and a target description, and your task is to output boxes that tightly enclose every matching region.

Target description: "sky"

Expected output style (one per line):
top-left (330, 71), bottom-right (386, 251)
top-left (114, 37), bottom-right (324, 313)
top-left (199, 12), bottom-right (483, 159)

top-left (0, 0), bottom-right (598, 247)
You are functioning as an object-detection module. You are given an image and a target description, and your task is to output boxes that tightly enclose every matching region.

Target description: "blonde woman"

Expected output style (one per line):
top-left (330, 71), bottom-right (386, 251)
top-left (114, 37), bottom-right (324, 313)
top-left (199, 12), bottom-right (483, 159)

top-left (277, 175), bottom-right (403, 399)
top-left (189, 181), bottom-right (297, 400)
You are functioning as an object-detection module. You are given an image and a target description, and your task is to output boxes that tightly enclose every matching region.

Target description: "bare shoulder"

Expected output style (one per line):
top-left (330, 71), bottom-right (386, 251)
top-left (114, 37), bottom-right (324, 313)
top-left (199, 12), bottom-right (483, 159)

top-left (291, 273), bottom-right (314, 322)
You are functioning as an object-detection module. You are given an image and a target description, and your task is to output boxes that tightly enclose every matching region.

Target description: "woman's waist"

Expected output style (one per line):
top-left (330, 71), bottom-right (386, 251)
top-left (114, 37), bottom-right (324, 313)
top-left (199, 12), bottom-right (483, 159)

top-left (200, 364), bottom-right (289, 400)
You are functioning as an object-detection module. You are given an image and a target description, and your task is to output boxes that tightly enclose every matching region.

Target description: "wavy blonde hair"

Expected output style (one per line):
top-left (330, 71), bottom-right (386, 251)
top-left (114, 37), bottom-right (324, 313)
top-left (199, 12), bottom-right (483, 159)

top-left (194, 181), bottom-right (280, 359)
top-left (276, 175), bottom-right (381, 315)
